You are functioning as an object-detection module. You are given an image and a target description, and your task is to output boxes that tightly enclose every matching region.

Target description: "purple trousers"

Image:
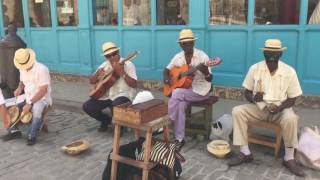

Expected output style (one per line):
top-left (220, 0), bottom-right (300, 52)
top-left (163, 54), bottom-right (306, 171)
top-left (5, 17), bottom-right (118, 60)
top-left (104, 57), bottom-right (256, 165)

top-left (168, 88), bottom-right (209, 140)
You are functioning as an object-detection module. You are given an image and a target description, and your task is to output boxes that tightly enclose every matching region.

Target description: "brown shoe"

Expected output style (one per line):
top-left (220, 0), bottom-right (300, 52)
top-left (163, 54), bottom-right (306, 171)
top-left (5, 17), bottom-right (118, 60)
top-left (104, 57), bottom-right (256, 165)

top-left (283, 159), bottom-right (305, 177)
top-left (228, 152), bottom-right (253, 167)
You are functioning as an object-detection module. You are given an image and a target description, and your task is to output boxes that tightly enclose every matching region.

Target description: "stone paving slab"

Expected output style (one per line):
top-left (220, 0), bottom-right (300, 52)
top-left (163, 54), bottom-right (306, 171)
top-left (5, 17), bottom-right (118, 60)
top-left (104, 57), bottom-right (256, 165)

top-left (0, 109), bottom-right (319, 180)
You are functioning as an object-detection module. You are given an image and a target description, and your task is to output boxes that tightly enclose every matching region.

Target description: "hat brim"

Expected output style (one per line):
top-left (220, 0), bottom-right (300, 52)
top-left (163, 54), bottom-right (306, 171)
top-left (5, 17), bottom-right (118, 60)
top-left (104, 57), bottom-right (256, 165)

top-left (8, 106), bottom-right (20, 124)
top-left (62, 140), bottom-right (90, 155)
top-left (177, 37), bottom-right (198, 43)
top-left (20, 112), bottom-right (33, 124)
top-left (101, 48), bottom-right (120, 56)
top-left (14, 48), bottom-right (36, 70)
top-left (260, 47), bottom-right (287, 51)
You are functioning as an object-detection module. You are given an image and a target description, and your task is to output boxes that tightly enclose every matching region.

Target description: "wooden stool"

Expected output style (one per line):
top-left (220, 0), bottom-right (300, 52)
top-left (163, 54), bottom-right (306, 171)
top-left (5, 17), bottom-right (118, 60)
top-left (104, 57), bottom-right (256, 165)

top-left (186, 96), bottom-right (218, 138)
top-left (40, 106), bottom-right (52, 133)
top-left (111, 116), bottom-right (171, 180)
top-left (248, 121), bottom-right (282, 158)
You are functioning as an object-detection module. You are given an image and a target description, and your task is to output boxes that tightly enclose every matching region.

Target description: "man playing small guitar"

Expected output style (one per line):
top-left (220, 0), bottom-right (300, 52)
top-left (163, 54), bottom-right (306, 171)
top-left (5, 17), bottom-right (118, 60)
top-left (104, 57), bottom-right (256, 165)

top-left (83, 42), bottom-right (137, 132)
top-left (163, 29), bottom-right (220, 148)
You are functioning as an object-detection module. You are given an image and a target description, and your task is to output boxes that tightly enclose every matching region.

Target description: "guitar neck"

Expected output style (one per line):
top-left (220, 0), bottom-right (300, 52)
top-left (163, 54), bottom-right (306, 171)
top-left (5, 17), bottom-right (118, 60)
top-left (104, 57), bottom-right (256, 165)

top-left (120, 51), bottom-right (138, 64)
top-left (179, 64), bottom-right (203, 78)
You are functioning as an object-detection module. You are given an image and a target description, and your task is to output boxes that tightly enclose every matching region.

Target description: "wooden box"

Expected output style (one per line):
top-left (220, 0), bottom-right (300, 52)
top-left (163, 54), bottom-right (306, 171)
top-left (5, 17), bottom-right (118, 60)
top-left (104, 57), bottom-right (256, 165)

top-left (113, 99), bottom-right (168, 124)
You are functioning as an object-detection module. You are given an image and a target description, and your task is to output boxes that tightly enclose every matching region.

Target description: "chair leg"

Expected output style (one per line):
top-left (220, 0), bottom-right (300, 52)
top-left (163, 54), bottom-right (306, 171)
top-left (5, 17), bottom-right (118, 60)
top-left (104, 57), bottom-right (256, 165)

top-left (274, 129), bottom-right (282, 159)
top-left (205, 105), bottom-right (212, 139)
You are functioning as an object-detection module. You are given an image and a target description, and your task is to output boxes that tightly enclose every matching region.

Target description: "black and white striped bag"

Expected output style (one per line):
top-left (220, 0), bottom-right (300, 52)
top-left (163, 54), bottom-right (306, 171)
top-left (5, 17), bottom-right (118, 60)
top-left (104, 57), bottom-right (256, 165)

top-left (136, 139), bottom-right (180, 169)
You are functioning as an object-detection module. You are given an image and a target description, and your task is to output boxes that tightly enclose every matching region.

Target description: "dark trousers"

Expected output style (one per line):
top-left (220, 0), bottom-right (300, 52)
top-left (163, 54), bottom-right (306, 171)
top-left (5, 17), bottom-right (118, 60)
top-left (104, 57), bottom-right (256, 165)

top-left (82, 96), bottom-right (130, 125)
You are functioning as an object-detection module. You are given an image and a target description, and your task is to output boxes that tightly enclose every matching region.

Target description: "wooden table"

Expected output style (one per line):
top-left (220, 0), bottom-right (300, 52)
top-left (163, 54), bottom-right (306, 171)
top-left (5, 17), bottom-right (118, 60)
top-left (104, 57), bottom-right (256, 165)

top-left (110, 115), bottom-right (171, 180)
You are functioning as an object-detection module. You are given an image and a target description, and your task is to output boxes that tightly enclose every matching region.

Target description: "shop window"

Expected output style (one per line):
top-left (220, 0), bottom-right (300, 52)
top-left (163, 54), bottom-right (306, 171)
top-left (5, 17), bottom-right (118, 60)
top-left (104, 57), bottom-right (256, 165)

top-left (28, 0), bottom-right (51, 27)
top-left (254, 0), bottom-right (300, 25)
top-left (308, 0), bottom-right (320, 24)
top-left (209, 0), bottom-right (248, 25)
top-left (123, 0), bottom-right (150, 26)
top-left (93, 0), bottom-right (118, 25)
top-left (56, 0), bottom-right (79, 26)
top-left (2, 0), bottom-right (24, 27)
top-left (157, 0), bottom-right (189, 25)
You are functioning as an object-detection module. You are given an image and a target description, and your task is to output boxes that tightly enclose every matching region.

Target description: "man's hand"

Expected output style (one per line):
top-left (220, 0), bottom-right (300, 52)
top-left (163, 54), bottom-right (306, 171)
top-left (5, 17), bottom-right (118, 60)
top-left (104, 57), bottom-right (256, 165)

top-left (96, 68), bottom-right (105, 77)
top-left (14, 87), bottom-right (23, 97)
top-left (253, 92), bottom-right (264, 102)
top-left (23, 104), bottom-right (32, 113)
top-left (267, 104), bottom-right (280, 114)
top-left (197, 63), bottom-right (208, 72)
top-left (111, 62), bottom-right (125, 76)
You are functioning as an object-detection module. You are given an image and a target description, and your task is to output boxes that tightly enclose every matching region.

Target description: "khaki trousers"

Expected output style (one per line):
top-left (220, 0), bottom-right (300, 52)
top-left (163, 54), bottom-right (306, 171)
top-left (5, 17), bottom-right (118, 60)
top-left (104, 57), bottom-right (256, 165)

top-left (232, 104), bottom-right (299, 148)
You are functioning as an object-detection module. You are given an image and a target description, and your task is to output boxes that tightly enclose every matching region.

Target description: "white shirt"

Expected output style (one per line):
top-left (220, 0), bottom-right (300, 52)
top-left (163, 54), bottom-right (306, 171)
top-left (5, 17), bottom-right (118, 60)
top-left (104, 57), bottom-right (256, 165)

top-left (98, 58), bottom-right (137, 101)
top-left (243, 60), bottom-right (302, 106)
top-left (0, 89), bottom-right (4, 105)
top-left (20, 62), bottom-right (52, 105)
top-left (166, 48), bottom-right (212, 96)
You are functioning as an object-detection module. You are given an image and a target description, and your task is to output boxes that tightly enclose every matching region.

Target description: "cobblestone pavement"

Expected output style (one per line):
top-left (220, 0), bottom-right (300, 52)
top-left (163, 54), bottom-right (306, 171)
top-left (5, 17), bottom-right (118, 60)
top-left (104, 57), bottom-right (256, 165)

top-left (0, 109), bottom-right (319, 180)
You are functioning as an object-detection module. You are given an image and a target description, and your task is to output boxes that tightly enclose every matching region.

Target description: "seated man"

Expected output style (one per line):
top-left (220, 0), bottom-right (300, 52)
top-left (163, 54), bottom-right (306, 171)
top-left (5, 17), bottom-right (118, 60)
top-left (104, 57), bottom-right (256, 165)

top-left (228, 39), bottom-right (305, 177)
top-left (83, 42), bottom-right (137, 132)
top-left (0, 89), bottom-right (10, 129)
top-left (2, 48), bottom-right (52, 146)
top-left (163, 29), bottom-right (213, 147)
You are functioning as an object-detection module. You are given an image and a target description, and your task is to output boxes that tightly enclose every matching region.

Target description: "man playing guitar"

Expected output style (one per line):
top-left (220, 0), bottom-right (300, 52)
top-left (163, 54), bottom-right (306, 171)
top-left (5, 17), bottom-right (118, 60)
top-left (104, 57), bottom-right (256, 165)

top-left (83, 42), bottom-right (137, 133)
top-left (163, 29), bottom-right (220, 148)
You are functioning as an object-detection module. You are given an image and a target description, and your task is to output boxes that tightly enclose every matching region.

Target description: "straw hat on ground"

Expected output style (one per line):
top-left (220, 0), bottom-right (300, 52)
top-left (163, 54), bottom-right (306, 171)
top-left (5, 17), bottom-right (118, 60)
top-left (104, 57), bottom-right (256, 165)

top-left (61, 140), bottom-right (90, 155)
top-left (101, 42), bottom-right (120, 56)
top-left (20, 111), bottom-right (33, 124)
top-left (14, 48), bottom-right (36, 70)
top-left (8, 106), bottom-right (20, 124)
top-left (177, 29), bottom-right (198, 42)
top-left (260, 39), bottom-right (287, 52)
top-left (207, 140), bottom-right (231, 158)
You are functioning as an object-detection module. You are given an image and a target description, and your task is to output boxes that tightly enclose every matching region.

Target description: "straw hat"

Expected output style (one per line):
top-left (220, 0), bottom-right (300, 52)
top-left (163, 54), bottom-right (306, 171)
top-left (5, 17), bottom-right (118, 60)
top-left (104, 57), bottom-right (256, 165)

top-left (101, 42), bottom-right (120, 56)
top-left (20, 111), bottom-right (33, 124)
top-left (260, 39), bottom-right (287, 51)
top-left (207, 140), bottom-right (231, 158)
top-left (61, 140), bottom-right (90, 155)
top-left (8, 106), bottom-right (20, 124)
top-left (177, 29), bottom-right (198, 42)
top-left (14, 48), bottom-right (36, 70)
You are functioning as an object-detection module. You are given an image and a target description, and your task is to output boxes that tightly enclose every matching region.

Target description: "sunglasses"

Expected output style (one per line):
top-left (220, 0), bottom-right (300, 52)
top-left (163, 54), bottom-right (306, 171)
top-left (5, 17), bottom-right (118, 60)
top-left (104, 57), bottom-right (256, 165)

top-left (105, 51), bottom-right (118, 59)
top-left (264, 51), bottom-right (282, 62)
top-left (180, 41), bottom-right (194, 46)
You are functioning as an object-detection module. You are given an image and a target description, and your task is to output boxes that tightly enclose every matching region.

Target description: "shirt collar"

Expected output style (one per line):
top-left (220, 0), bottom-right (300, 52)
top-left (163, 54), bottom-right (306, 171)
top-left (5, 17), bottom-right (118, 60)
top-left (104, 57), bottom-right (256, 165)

top-left (262, 60), bottom-right (286, 77)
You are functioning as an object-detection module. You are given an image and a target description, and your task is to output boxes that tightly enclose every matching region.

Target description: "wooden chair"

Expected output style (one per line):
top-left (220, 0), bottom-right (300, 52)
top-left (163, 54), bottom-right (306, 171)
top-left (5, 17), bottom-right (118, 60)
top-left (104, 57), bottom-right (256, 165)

top-left (248, 121), bottom-right (282, 158)
top-left (185, 96), bottom-right (218, 139)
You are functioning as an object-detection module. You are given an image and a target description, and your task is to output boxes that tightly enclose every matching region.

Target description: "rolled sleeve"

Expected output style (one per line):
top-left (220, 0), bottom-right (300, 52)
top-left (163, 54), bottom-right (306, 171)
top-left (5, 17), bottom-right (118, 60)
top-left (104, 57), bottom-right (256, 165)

top-left (38, 66), bottom-right (50, 87)
top-left (125, 62), bottom-right (137, 80)
top-left (287, 70), bottom-right (302, 98)
top-left (242, 65), bottom-right (255, 91)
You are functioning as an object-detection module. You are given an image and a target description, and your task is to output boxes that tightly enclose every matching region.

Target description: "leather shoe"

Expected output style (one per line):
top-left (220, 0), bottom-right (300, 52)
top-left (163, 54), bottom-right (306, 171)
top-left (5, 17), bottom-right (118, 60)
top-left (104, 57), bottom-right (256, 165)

top-left (26, 137), bottom-right (36, 146)
top-left (228, 152), bottom-right (253, 167)
top-left (283, 159), bottom-right (305, 177)
top-left (1, 131), bottom-right (22, 141)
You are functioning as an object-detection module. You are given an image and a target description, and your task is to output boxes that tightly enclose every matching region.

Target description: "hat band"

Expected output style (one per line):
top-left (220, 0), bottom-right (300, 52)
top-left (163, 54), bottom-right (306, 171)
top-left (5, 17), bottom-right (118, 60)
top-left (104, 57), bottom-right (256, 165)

top-left (179, 37), bottom-right (195, 41)
top-left (264, 47), bottom-right (282, 49)
top-left (104, 47), bottom-right (118, 53)
top-left (19, 54), bottom-right (30, 65)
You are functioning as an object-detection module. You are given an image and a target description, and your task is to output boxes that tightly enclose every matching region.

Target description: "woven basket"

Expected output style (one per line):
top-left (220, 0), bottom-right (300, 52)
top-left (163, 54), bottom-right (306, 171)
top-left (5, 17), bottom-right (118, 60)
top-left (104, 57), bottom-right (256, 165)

top-left (61, 140), bottom-right (90, 155)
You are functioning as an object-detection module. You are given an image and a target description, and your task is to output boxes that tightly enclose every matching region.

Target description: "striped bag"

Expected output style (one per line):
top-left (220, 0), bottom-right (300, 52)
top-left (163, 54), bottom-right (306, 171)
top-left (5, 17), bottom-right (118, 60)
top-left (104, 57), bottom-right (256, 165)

top-left (136, 139), bottom-right (183, 169)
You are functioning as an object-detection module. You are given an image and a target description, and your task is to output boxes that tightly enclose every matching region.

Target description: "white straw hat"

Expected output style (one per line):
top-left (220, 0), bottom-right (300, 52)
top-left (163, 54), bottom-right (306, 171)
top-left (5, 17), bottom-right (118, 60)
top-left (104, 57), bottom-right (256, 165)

top-left (14, 48), bottom-right (36, 70)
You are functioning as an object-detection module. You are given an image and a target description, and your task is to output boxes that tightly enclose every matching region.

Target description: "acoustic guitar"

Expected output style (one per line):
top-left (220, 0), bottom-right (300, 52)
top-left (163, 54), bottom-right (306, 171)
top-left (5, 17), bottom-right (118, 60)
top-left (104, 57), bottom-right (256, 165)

top-left (89, 51), bottom-right (139, 99)
top-left (163, 57), bottom-right (222, 97)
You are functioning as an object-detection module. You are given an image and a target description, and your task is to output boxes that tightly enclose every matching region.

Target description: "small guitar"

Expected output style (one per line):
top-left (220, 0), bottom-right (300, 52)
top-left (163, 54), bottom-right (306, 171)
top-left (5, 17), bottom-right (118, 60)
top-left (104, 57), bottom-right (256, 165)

top-left (89, 51), bottom-right (139, 99)
top-left (163, 57), bottom-right (222, 97)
